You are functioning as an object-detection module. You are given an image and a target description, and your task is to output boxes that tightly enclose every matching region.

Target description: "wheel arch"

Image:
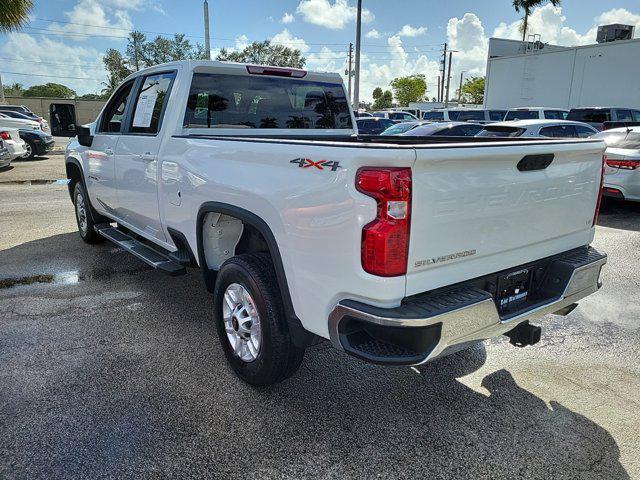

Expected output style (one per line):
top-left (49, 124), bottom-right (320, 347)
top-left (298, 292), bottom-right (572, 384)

top-left (196, 201), bottom-right (318, 348)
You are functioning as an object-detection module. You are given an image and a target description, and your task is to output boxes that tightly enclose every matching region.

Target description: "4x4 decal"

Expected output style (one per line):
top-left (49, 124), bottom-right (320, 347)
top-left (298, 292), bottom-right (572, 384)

top-left (290, 158), bottom-right (341, 171)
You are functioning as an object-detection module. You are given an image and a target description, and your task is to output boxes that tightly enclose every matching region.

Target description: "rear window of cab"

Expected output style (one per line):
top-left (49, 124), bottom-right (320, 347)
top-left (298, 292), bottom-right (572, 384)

top-left (184, 73), bottom-right (353, 130)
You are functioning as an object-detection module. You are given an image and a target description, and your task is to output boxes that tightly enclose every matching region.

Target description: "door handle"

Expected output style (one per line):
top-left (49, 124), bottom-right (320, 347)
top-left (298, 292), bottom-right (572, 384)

top-left (138, 152), bottom-right (156, 162)
top-left (105, 148), bottom-right (114, 155)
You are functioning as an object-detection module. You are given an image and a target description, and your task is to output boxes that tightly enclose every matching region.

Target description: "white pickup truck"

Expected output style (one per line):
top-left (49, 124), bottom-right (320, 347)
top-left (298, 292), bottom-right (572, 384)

top-left (66, 61), bottom-right (607, 385)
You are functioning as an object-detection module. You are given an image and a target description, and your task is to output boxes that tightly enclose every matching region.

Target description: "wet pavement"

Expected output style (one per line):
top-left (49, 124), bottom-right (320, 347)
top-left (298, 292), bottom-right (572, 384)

top-left (1, 183), bottom-right (639, 479)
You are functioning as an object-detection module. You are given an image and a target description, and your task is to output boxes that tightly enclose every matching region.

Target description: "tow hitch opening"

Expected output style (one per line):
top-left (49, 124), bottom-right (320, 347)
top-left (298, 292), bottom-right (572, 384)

top-left (505, 321), bottom-right (541, 348)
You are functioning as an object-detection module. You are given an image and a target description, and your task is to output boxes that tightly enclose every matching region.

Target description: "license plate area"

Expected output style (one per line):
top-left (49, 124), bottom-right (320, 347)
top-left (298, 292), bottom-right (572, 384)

top-left (496, 268), bottom-right (532, 314)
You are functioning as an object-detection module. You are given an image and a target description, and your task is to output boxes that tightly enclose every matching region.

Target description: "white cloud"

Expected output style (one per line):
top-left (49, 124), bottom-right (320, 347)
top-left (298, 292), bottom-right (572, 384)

top-left (365, 29), bottom-right (380, 39)
top-left (397, 25), bottom-right (427, 37)
top-left (271, 28), bottom-right (310, 53)
top-left (296, 0), bottom-right (374, 29)
top-left (45, 0), bottom-right (133, 42)
top-left (0, 32), bottom-right (107, 95)
top-left (235, 34), bottom-right (249, 51)
top-left (307, 46), bottom-right (347, 73)
top-left (281, 12), bottom-right (294, 24)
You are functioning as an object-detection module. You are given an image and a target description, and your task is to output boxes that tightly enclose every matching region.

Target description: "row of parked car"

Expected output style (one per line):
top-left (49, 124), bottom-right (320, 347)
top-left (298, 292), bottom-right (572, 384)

top-left (0, 104), bottom-right (56, 169)
top-left (356, 108), bottom-right (640, 204)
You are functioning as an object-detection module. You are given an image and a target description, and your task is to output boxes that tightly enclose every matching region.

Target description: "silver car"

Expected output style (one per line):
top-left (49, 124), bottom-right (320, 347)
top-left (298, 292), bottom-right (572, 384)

top-left (0, 139), bottom-right (11, 169)
top-left (595, 127), bottom-right (640, 202)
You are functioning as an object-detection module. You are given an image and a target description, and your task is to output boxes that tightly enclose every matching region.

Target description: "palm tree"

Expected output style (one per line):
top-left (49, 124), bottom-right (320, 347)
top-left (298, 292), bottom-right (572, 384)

top-left (513, 0), bottom-right (561, 42)
top-left (0, 0), bottom-right (33, 33)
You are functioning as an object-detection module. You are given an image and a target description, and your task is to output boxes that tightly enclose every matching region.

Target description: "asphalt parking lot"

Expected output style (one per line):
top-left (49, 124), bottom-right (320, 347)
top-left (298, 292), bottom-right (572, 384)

top-left (1, 155), bottom-right (639, 479)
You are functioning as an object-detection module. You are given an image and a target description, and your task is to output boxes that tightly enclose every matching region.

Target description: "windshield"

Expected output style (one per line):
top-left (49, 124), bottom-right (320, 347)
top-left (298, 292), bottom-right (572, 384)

top-left (184, 73), bottom-right (353, 130)
top-left (381, 123), bottom-right (419, 135)
top-left (505, 110), bottom-right (538, 121)
top-left (594, 131), bottom-right (640, 149)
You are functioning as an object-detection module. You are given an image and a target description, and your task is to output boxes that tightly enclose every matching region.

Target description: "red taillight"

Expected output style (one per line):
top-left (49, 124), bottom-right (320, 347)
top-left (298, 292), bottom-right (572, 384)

top-left (0, 131), bottom-right (10, 140)
top-left (605, 155), bottom-right (640, 170)
top-left (246, 65), bottom-right (307, 78)
top-left (593, 155), bottom-right (606, 227)
top-left (356, 167), bottom-right (411, 276)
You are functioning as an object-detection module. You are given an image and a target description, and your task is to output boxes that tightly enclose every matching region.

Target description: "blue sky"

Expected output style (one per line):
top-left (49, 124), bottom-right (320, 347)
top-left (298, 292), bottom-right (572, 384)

top-left (1, 0), bottom-right (639, 100)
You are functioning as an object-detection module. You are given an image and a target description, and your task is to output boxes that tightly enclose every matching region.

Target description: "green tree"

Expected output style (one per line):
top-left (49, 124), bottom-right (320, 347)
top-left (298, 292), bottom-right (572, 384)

top-left (217, 41), bottom-right (306, 68)
top-left (4, 82), bottom-right (24, 96)
top-left (23, 83), bottom-right (76, 98)
top-left (78, 93), bottom-right (109, 100)
top-left (102, 48), bottom-right (133, 96)
top-left (372, 87), bottom-right (383, 100)
top-left (390, 74), bottom-right (427, 107)
top-left (460, 76), bottom-right (485, 104)
top-left (0, 0), bottom-right (33, 33)
top-left (372, 90), bottom-right (393, 110)
top-left (513, 0), bottom-right (561, 41)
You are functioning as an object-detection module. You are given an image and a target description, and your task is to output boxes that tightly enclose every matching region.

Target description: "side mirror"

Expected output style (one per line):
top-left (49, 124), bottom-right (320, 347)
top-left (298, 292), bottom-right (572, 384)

top-left (77, 125), bottom-right (93, 147)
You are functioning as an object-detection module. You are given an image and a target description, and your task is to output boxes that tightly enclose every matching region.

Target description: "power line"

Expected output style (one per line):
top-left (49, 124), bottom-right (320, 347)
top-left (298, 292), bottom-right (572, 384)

top-left (0, 71), bottom-right (103, 82)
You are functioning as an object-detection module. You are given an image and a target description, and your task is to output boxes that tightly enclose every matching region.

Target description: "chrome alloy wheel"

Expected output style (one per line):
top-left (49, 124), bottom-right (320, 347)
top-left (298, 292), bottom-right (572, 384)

top-left (75, 190), bottom-right (88, 235)
top-left (223, 283), bottom-right (262, 362)
top-left (22, 142), bottom-right (32, 158)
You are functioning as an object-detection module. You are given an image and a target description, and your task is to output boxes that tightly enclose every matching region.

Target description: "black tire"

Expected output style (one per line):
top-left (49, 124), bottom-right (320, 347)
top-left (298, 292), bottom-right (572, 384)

top-left (73, 182), bottom-right (103, 244)
top-left (22, 139), bottom-right (36, 160)
top-left (213, 253), bottom-right (305, 386)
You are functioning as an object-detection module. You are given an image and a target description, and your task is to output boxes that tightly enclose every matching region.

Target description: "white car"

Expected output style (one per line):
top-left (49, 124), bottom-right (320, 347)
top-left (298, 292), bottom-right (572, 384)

top-left (0, 112), bottom-right (41, 131)
top-left (372, 111), bottom-right (419, 122)
top-left (0, 139), bottom-right (11, 169)
top-left (0, 128), bottom-right (28, 160)
top-left (594, 127), bottom-right (640, 202)
top-left (65, 60), bottom-right (606, 385)
top-left (504, 107), bottom-right (569, 121)
top-left (477, 120), bottom-right (598, 138)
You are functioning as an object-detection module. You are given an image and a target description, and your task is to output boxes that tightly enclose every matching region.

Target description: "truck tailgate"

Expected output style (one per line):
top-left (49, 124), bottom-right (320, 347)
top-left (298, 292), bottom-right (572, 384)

top-left (406, 140), bottom-right (605, 296)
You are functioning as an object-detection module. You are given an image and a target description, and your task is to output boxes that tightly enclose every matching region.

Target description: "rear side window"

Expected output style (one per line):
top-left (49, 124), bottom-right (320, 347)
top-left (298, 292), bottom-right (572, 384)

top-left (184, 73), bottom-right (353, 130)
top-left (130, 72), bottom-right (176, 134)
top-left (615, 110), bottom-right (633, 122)
top-left (544, 110), bottom-right (566, 120)
top-left (505, 110), bottom-right (538, 121)
top-left (489, 110), bottom-right (506, 121)
top-left (422, 111), bottom-right (444, 121)
top-left (632, 110), bottom-right (640, 121)
top-left (567, 109), bottom-right (611, 123)
top-left (477, 126), bottom-right (525, 137)
top-left (575, 125), bottom-right (597, 138)
top-left (594, 132), bottom-right (640, 149)
top-left (539, 125), bottom-right (577, 138)
top-left (456, 111), bottom-right (485, 121)
top-left (99, 81), bottom-right (134, 133)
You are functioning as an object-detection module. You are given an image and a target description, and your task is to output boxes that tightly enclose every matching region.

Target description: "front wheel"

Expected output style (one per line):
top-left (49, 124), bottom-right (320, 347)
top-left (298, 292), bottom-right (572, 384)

top-left (73, 182), bottom-right (103, 244)
top-left (22, 139), bottom-right (36, 160)
top-left (213, 253), bottom-right (305, 386)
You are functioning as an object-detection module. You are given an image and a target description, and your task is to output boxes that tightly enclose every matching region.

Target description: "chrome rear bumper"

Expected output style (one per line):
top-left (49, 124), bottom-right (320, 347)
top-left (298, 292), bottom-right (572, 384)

top-left (328, 247), bottom-right (607, 366)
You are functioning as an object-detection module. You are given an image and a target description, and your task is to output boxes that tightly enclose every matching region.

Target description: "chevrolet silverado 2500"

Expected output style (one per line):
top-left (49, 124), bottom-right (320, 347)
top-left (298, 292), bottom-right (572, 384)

top-left (65, 61), bottom-right (607, 385)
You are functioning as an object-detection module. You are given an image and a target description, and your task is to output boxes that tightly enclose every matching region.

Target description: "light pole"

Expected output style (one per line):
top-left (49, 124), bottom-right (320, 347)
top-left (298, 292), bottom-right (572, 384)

top-left (204, 0), bottom-right (211, 60)
top-left (457, 71), bottom-right (465, 104)
top-left (353, 0), bottom-right (362, 111)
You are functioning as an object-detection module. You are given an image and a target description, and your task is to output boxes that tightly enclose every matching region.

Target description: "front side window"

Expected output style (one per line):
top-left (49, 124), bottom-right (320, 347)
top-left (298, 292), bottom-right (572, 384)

top-left (184, 73), bottom-right (353, 130)
top-left (99, 81), bottom-right (134, 133)
top-left (489, 110), bottom-right (507, 121)
top-left (422, 111), bottom-right (444, 121)
top-left (130, 72), bottom-right (176, 134)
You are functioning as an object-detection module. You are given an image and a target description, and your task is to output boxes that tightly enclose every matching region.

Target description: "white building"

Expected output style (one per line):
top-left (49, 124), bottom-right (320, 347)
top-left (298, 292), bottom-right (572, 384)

top-left (483, 34), bottom-right (640, 110)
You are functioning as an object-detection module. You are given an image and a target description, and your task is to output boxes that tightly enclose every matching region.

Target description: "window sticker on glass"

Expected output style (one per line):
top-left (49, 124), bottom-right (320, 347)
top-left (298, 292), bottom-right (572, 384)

top-left (132, 91), bottom-right (158, 128)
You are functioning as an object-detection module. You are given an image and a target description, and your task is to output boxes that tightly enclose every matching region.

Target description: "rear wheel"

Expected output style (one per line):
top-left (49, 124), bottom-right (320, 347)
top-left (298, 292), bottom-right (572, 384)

top-left (73, 182), bottom-right (103, 244)
top-left (213, 253), bottom-right (305, 386)
top-left (22, 140), bottom-right (36, 160)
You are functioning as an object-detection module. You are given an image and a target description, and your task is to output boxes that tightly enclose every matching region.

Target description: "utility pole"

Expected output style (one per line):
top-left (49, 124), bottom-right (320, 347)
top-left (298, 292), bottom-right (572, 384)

top-left (0, 74), bottom-right (5, 104)
top-left (457, 71), bottom-right (465, 104)
top-left (440, 42), bottom-right (447, 103)
top-left (436, 76), bottom-right (440, 103)
top-left (353, 0), bottom-right (362, 112)
top-left (203, 0), bottom-right (212, 60)
top-left (347, 43), bottom-right (354, 106)
top-left (445, 51), bottom-right (453, 107)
